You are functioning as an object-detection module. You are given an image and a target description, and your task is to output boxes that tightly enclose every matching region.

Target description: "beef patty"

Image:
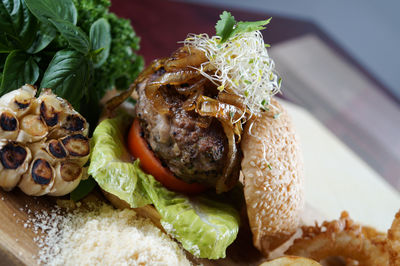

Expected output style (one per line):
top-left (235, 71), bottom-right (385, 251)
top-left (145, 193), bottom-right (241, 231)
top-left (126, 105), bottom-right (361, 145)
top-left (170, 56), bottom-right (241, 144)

top-left (135, 73), bottom-right (231, 187)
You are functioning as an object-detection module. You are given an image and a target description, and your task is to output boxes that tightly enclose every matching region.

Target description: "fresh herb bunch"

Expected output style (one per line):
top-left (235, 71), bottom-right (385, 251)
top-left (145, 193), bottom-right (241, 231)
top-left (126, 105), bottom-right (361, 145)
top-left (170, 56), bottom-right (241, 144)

top-left (0, 0), bottom-right (143, 125)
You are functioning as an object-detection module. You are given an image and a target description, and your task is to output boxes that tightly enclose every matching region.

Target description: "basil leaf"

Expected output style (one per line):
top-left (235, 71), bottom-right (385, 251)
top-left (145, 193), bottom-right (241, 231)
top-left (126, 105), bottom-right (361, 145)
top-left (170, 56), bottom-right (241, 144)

top-left (0, 50), bottom-right (39, 95)
top-left (0, 33), bottom-right (13, 53)
top-left (25, 0), bottom-right (77, 25)
top-left (0, 53), bottom-right (6, 69)
top-left (89, 18), bottom-right (111, 68)
top-left (0, 0), bottom-right (37, 50)
top-left (26, 21), bottom-right (57, 54)
top-left (49, 19), bottom-right (90, 55)
top-left (40, 49), bottom-right (92, 108)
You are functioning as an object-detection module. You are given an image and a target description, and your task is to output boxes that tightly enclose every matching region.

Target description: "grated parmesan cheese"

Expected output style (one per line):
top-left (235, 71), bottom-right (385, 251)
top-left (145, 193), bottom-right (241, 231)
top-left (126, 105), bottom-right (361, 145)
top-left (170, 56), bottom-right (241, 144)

top-left (28, 202), bottom-right (191, 266)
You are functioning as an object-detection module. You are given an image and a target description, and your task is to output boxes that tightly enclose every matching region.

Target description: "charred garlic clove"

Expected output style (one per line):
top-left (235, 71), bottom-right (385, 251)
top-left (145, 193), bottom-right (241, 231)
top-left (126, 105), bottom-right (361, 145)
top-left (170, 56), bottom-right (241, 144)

top-left (19, 158), bottom-right (55, 196)
top-left (37, 89), bottom-right (89, 138)
top-left (36, 89), bottom-right (67, 128)
top-left (28, 140), bottom-right (68, 163)
top-left (48, 139), bottom-right (68, 159)
top-left (0, 85), bottom-right (36, 118)
top-left (0, 109), bottom-right (19, 140)
top-left (48, 112), bottom-right (89, 139)
top-left (0, 141), bottom-right (32, 191)
top-left (48, 162), bottom-right (83, 196)
top-left (17, 114), bottom-right (48, 143)
top-left (61, 134), bottom-right (90, 166)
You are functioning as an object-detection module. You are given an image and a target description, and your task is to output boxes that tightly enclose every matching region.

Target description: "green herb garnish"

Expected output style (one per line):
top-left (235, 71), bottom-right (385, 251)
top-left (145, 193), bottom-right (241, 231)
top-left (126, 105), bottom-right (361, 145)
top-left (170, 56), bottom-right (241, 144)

top-left (215, 11), bottom-right (271, 43)
top-left (0, 0), bottom-right (143, 127)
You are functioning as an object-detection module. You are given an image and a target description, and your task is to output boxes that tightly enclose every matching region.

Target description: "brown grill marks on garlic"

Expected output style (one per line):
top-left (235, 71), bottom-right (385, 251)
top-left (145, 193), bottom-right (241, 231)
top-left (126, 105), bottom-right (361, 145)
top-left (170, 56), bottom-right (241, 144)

top-left (0, 85), bottom-right (89, 196)
top-left (63, 114), bottom-right (86, 132)
top-left (0, 111), bottom-right (18, 132)
top-left (40, 101), bottom-right (60, 127)
top-left (31, 159), bottom-right (53, 185)
top-left (59, 162), bottom-right (82, 182)
top-left (37, 89), bottom-right (65, 129)
top-left (0, 140), bottom-right (32, 191)
top-left (61, 134), bottom-right (90, 158)
top-left (48, 140), bottom-right (67, 159)
top-left (14, 100), bottom-right (30, 110)
top-left (0, 142), bottom-right (27, 169)
top-left (0, 85), bottom-right (36, 117)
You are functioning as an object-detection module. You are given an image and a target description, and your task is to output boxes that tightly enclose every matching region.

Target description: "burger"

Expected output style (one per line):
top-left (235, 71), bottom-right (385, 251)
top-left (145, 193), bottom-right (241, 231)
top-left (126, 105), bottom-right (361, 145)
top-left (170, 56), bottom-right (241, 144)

top-left (89, 11), bottom-right (304, 259)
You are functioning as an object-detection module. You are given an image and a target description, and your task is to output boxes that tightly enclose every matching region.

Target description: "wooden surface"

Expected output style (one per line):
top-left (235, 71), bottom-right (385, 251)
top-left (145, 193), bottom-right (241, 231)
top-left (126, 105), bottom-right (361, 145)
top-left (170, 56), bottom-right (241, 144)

top-left (0, 187), bottom-right (268, 266)
top-left (0, 190), bottom-right (54, 266)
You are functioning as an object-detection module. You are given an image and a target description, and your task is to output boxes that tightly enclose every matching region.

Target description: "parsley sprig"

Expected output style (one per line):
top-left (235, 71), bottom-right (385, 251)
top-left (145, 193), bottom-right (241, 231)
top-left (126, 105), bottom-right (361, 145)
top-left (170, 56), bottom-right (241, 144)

top-left (215, 11), bottom-right (271, 43)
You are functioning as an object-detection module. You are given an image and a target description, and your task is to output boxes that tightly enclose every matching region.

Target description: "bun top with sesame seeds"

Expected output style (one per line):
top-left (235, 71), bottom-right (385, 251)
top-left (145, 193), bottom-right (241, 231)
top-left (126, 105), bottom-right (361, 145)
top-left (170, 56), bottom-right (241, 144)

top-left (240, 99), bottom-right (304, 255)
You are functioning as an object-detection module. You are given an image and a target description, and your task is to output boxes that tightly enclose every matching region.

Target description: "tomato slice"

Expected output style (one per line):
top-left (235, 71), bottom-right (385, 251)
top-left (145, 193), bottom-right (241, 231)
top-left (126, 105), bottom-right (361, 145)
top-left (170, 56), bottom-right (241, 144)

top-left (127, 118), bottom-right (207, 194)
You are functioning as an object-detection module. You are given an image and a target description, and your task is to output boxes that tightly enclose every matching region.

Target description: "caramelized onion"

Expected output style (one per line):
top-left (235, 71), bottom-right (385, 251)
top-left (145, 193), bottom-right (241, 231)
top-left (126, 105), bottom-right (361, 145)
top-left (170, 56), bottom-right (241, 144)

top-left (176, 78), bottom-right (207, 96)
top-left (196, 96), bottom-right (244, 131)
top-left (218, 92), bottom-right (246, 110)
top-left (164, 46), bottom-right (207, 72)
top-left (105, 59), bottom-right (166, 113)
top-left (181, 80), bottom-right (206, 111)
top-left (147, 70), bottom-right (199, 90)
top-left (145, 70), bottom-right (200, 114)
top-left (215, 121), bottom-right (240, 193)
top-left (151, 91), bottom-right (171, 114)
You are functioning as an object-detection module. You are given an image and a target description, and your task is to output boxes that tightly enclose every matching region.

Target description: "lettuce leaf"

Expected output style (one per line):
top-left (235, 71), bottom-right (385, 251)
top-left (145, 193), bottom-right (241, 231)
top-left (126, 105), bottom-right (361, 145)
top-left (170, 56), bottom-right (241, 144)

top-left (89, 116), bottom-right (240, 259)
top-left (88, 114), bottom-right (150, 207)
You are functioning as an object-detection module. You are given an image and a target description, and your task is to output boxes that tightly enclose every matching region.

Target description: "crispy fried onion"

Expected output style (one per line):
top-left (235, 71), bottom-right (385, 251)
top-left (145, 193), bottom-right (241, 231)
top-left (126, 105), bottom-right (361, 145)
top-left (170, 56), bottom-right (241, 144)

top-left (388, 210), bottom-right (400, 265)
top-left (286, 210), bottom-right (400, 265)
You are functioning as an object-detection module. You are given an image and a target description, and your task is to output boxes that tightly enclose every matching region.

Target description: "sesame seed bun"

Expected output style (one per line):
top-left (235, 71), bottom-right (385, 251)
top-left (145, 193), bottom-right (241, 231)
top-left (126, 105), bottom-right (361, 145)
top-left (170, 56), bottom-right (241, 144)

top-left (241, 99), bottom-right (304, 255)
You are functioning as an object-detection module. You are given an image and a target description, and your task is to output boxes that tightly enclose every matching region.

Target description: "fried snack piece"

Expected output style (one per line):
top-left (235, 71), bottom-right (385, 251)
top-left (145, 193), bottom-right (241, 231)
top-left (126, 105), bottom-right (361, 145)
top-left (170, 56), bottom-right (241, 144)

top-left (286, 211), bottom-right (389, 265)
top-left (241, 99), bottom-right (304, 255)
top-left (388, 210), bottom-right (400, 266)
top-left (260, 256), bottom-right (321, 266)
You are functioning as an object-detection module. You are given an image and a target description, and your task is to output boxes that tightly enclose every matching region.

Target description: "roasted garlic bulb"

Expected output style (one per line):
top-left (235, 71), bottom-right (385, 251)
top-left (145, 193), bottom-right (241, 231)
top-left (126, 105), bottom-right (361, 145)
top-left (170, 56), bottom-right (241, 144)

top-left (0, 85), bottom-right (89, 196)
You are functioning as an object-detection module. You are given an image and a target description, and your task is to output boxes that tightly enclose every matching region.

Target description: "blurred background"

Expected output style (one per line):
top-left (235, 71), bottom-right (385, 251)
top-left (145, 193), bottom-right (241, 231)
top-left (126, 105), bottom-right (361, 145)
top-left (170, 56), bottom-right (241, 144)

top-left (179, 0), bottom-right (400, 102)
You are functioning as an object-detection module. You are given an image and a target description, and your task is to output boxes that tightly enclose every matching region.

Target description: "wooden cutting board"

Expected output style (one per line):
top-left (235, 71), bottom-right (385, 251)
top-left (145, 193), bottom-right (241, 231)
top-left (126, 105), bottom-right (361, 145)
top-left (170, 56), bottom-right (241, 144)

top-left (0, 187), bottom-right (272, 266)
top-left (0, 189), bottom-right (55, 266)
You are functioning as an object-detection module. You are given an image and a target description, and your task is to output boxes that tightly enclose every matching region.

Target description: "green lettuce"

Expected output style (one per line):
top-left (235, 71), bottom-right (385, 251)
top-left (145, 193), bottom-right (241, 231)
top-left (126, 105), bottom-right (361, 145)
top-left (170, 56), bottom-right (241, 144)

top-left (88, 114), bottom-right (150, 207)
top-left (89, 115), bottom-right (240, 259)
